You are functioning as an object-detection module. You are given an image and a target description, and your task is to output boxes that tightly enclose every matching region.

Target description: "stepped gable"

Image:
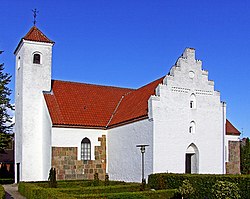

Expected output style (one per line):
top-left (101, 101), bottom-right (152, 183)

top-left (226, 120), bottom-right (241, 136)
top-left (44, 78), bottom-right (240, 132)
top-left (44, 80), bottom-right (134, 128)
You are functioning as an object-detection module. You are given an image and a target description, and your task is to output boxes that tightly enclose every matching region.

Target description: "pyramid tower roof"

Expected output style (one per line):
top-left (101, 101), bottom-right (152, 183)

top-left (14, 26), bottom-right (54, 54)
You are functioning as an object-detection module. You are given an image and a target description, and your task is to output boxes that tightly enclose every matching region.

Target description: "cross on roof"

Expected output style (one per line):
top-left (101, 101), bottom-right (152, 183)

top-left (32, 9), bottom-right (39, 26)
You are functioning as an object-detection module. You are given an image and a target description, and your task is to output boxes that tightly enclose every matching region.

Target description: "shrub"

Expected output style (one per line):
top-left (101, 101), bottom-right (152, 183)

top-left (148, 173), bottom-right (250, 199)
top-left (0, 178), bottom-right (14, 184)
top-left (48, 167), bottom-right (57, 188)
top-left (73, 189), bottom-right (177, 199)
top-left (105, 174), bottom-right (110, 186)
top-left (93, 172), bottom-right (99, 186)
top-left (211, 180), bottom-right (240, 199)
top-left (59, 184), bottom-right (141, 195)
top-left (140, 179), bottom-right (146, 191)
top-left (178, 179), bottom-right (195, 199)
top-left (18, 182), bottom-right (76, 199)
top-left (0, 185), bottom-right (5, 199)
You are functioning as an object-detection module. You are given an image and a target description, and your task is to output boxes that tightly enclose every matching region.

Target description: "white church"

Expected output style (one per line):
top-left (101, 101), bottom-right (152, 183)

top-left (14, 26), bottom-right (240, 183)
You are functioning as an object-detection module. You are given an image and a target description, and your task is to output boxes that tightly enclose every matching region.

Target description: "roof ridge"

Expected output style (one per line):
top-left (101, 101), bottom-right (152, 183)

top-left (105, 90), bottom-right (132, 128)
top-left (52, 79), bottom-right (135, 90)
top-left (136, 76), bottom-right (165, 91)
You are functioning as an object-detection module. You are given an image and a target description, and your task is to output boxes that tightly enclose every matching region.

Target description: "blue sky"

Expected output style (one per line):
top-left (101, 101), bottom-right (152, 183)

top-left (0, 0), bottom-right (249, 137)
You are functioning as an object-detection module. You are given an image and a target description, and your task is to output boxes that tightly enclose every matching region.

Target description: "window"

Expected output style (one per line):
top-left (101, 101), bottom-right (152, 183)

top-left (189, 121), bottom-right (196, 134)
top-left (81, 137), bottom-right (91, 161)
top-left (190, 94), bottom-right (196, 109)
top-left (189, 126), bottom-right (193, 133)
top-left (33, 53), bottom-right (41, 64)
top-left (190, 101), bottom-right (194, 108)
top-left (17, 56), bottom-right (21, 70)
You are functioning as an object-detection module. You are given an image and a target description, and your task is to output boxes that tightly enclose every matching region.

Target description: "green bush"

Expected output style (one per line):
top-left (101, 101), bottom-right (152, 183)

top-left (35, 179), bottom-right (128, 188)
top-left (211, 180), bottom-right (240, 199)
top-left (93, 172), bottom-right (99, 186)
top-left (48, 167), bottom-right (57, 188)
top-left (59, 184), bottom-right (141, 195)
top-left (0, 178), bottom-right (14, 184)
top-left (73, 189), bottom-right (178, 199)
top-left (0, 185), bottom-right (5, 199)
top-left (18, 182), bottom-right (76, 199)
top-left (105, 174), bottom-right (110, 186)
top-left (178, 179), bottom-right (195, 198)
top-left (148, 173), bottom-right (250, 199)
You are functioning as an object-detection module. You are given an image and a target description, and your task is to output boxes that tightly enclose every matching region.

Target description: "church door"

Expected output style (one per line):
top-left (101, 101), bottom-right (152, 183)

top-left (185, 154), bottom-right (192, 173)
top-left (185, 144), bottom-right (199, 174)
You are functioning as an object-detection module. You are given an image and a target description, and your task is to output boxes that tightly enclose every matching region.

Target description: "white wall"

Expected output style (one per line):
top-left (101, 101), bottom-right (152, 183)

top-left (108, 119), bottom-right (153, 182)
top-left (14, 40), bottom-right (53, 182)
top-left (52, 127), bottom-right (106, 161)
top-left (149, 48), bottom-right (224, 174)
top-left (42, 96), bottom-right (52, 180)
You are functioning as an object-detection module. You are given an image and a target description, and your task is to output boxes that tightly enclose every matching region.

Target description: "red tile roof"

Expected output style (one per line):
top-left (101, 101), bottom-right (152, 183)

top-left (44, 78), bottom-right (240, 134)
top-left (108, 77), bottom-right (164, 127)
top-left (14, 26), bottom-right (54, 54)
top-left (44, 80), bottom-right (134, 128)
top-left (23, 26), bottom-right (54, 43)
top-left (226, 120), bottom-right (241, 136)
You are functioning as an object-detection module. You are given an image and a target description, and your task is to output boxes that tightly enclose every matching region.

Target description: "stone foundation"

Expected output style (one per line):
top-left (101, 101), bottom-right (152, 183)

top-left (226, 141), bottom-right (240, 174)
top-left (52, 135), bottom-right (106, 180)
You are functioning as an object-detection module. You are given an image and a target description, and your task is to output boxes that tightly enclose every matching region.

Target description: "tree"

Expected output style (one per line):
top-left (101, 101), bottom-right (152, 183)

top-left (240, 137), bottom-right (250, 174)
top-left (0, 51), bottom-right (14, 152)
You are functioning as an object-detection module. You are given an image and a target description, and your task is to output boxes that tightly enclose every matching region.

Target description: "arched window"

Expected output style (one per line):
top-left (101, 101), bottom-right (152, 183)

top-left (33, 53), bottom-right (41, 64)
top-left (190, 94), bottom-right (196, 109)
top-left (81, 138), bottom-right (91, 161)
top-left (189, 121), bottom-right (196, 134)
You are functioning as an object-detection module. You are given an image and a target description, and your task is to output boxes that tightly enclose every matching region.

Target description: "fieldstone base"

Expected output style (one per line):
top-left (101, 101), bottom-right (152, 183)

top-left (226, 141), bottom-right (240, 174)
top-left (52, 135), bottom-right (106, 180)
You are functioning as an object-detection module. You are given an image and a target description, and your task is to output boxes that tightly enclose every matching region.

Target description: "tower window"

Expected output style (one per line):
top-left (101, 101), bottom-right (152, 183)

top-left (190, 101), bottom-right (194, 108)
top-left (81, 137), bottom-right (91, 161)
top-left (189, 121), bottom-right (196, 134)
top-left (33, 53), bottom-right (41, 64)
top-left (190, 94), bottom-right (196, 109)
top-left (17, 56), bottom-right (21, 70)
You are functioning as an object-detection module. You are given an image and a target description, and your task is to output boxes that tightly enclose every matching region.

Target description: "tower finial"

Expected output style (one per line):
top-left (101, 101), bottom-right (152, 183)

top-left (32, 8), bottom-right (39, 26)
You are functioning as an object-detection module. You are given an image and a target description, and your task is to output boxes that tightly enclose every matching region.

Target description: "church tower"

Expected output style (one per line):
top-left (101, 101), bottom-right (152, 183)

top-left (14, 26), bottom-right (54, 182)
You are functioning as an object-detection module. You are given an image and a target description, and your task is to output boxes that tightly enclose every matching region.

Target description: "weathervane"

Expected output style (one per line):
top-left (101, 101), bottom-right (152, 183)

top-left (32, 8), bottom-right (39, 26)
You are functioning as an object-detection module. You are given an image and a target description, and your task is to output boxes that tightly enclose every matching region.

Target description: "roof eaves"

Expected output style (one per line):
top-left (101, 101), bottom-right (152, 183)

top-left (107, 115), bottom-right (149, 129)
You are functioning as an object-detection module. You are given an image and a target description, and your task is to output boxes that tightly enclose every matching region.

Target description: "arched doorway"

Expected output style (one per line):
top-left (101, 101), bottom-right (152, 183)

top-left (185, 143), bottom-right (199, 174)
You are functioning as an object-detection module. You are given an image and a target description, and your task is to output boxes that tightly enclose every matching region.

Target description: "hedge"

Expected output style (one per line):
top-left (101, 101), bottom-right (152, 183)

top-left (19, 181), bottom-right (178, 199)
top-left (0, 178), bottom-right (14, 184)
top-left (18, 183), bottom-right (76, 199)
top-left (73, 189), bottom-right (178, 199)
top-left (34, 179), bottom-right (127, 188)
top-left (148, 173), bottom-right (250, 199)
top-left (0, 185), bottom-right (5, 199)
top-left (58, 184), bottom-right (141, 195)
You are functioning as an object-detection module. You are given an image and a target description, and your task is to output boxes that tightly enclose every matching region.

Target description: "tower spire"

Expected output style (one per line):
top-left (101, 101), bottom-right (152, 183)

top-left (32, 8), bottom-right (39, 26)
